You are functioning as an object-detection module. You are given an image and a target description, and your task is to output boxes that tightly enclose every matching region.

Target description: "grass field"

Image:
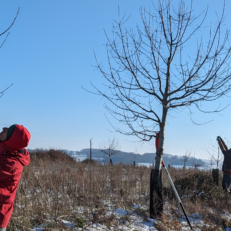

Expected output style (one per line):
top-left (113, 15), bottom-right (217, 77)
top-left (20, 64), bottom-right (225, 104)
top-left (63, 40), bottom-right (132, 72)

top-left (6, 149), bottom-right (231, 230)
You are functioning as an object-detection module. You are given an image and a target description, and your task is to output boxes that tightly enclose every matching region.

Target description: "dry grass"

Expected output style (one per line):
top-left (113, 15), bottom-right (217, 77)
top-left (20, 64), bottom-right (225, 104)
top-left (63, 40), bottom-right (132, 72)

top-left (6, 149), bottom-right (231, 230)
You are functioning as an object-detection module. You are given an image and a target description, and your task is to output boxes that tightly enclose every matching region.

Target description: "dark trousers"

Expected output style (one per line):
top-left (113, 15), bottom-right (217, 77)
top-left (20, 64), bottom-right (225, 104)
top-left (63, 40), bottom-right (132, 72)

top-left (222, 174), bottom-right (231, 192)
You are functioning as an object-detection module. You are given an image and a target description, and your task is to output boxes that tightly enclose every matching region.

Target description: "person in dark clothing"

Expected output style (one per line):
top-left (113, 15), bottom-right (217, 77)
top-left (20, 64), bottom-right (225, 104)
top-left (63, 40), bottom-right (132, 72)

top-left (217, 136), bottom-right (231, 193)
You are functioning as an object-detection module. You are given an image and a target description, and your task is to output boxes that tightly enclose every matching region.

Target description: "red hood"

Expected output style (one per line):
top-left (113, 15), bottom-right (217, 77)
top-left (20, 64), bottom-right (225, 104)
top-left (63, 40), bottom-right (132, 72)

top-left (3, 124), bottom-right (31, 150)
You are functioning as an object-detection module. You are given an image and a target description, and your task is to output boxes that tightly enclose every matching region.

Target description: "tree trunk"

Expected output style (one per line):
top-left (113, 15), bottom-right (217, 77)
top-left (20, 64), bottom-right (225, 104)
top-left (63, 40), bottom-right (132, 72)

top-left (110, 159), bottom-right (113, 165)
top-left (150, 106), bottom-right (167, 218)
top-left (150, 168), bottom-right (163, 218)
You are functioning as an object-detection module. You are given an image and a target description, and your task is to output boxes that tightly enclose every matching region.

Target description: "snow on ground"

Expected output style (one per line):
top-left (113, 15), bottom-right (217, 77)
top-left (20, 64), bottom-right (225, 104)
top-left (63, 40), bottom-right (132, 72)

top-left (30, 202), bottom-right (231, 231)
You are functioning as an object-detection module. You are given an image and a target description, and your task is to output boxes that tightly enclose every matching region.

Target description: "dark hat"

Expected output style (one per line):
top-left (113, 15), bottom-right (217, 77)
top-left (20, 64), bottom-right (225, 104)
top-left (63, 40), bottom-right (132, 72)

top-left (7, 124), bottom-right (16, 140)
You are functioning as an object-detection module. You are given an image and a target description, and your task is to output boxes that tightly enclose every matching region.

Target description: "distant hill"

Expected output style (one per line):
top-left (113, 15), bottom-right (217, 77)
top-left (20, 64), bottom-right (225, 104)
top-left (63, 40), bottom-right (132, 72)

top-left (76, 148), bottom-right (206, 166)
top-left (27, 148), bottom-right (206, 166)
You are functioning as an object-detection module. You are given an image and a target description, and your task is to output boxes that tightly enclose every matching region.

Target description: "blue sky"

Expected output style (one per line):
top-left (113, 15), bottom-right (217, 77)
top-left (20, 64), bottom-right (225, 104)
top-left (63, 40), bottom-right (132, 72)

top-left (0, 0), bottom-right (230, 159)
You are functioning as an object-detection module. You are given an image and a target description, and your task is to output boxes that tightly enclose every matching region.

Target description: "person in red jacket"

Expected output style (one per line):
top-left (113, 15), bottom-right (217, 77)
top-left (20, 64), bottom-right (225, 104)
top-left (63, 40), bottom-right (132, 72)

top-left (0, 124), bottom-right (31, 230)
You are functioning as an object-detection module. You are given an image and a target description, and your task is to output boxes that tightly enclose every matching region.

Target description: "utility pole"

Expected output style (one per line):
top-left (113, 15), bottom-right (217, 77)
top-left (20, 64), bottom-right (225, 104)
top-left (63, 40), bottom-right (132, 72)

top-left (90, 138), bottom-right (93, 160)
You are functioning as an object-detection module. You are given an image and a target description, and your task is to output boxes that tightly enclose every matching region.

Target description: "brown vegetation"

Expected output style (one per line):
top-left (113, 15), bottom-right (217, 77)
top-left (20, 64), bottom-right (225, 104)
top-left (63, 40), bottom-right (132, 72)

top-left (30, 149), bottom-right (75, 164)
top-left (7, 149), bottom-right (231, 230)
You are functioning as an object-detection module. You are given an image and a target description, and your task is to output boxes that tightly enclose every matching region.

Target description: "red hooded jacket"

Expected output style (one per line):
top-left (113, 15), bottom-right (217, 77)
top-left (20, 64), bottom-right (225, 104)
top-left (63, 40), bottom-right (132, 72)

top-left (0, 125), bottom-right (30, 227)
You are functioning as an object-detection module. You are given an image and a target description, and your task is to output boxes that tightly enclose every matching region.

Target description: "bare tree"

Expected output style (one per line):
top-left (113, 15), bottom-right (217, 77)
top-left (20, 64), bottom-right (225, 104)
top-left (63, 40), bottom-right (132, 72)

top-left (100, 138), bottom-right (120, 165)
top-left (0, 8), bottom-right (19, 95)
top-left (204, 139), bottom-right (224, 185)
top-left (209, 156), bottom-right (214, 170)
top-left (204, 140), bottom-right (223, 169)
top-left (180, 151), bottom-right (191, 169)
top-left (191, 152), bottom-right (201, 170)
top-left (91, 0), bottom-right (231, 217)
